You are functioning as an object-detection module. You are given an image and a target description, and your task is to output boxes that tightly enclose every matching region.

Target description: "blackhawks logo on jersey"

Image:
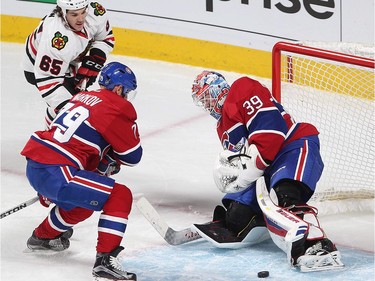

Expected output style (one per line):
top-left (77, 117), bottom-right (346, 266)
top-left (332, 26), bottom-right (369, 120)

top-left (51, 32), bottom-right (68, 50)
top-left (91, 2), bottom-right (106, 16)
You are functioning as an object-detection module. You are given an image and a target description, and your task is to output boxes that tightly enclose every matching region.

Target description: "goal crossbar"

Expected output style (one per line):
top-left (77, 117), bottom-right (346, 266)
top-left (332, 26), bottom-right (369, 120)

top-left (272, 42), bottom-right (375, 102)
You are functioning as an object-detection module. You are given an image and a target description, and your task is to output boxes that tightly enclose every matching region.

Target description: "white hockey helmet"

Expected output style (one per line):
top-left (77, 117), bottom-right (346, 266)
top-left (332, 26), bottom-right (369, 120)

top-left (57, 0), bottom-right (89, 14)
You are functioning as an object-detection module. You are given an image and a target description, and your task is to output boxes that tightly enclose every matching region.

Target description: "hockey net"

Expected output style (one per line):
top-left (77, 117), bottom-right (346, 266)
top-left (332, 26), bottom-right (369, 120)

top-left (272, 41), bottom-right (375, 213)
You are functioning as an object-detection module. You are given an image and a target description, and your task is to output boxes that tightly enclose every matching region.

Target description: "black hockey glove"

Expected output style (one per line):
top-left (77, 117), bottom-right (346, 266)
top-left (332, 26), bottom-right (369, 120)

top-left (74, 48), bottom-right (106, 91)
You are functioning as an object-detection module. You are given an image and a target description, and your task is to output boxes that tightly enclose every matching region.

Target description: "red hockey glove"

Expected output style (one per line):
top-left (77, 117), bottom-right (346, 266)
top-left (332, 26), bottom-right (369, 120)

top-left (74, 48), bottom-right (106, 91)
top-left (38, 193), bottom-right (52, 208)
top-left (97, 151), bottom-right (121, 176)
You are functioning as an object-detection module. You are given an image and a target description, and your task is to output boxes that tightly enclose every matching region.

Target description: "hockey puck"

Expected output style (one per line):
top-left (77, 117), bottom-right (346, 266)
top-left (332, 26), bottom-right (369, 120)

top-left (257, 271), bottom-right (269, 278)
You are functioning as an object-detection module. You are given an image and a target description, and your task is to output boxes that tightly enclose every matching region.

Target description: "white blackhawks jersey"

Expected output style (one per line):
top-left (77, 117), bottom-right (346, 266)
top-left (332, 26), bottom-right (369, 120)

top-left (23, 2), bottom-right (115, 111)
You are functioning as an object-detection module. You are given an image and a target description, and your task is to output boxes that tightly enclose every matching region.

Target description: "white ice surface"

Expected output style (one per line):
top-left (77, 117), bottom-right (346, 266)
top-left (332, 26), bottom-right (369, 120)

top-left (1, 43), bottom-right (374, 281)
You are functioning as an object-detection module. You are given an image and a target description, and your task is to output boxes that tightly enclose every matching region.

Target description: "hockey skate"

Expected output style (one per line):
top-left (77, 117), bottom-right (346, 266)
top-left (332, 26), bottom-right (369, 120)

top-left (296, 238), bottom-right (344, 272)
top-left (92, 246), bottom-right (136, 281)
top-left (61, 228), bottom-right (74, 239)
top-left (27, 229), bottom-right (72, 251)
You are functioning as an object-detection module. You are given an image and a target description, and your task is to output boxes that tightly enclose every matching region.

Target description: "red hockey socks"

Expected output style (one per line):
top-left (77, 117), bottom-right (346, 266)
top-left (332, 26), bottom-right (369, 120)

top-left (96, 182), bottom-right (133, 253)
top-left (34, 206), bottom-right (93, 238)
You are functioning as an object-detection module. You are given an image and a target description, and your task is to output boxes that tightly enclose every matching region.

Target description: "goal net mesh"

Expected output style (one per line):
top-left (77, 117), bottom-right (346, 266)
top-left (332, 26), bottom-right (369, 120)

top-left (272, 41), bottom-right (374, 210)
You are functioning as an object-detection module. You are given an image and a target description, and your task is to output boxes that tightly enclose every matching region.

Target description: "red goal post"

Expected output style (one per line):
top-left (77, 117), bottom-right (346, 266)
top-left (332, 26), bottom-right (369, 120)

top-left (272, 42), bottom-right (375, 101)
top-left (271, 41), bottom-right (374, 210)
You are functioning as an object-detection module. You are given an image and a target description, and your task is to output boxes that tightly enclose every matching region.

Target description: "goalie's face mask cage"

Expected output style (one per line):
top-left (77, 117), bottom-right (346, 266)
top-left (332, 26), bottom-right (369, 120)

top-left (192, 71), bottom-right (230, 120)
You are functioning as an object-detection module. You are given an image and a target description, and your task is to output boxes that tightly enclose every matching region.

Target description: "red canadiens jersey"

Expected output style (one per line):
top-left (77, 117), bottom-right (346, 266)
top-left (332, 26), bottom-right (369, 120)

top-left (217, 77), bottom-right (319, 163)
top-left (23, 2), bottom-right (115, 110)
top-left (21, 89), bottom-right (142, 171)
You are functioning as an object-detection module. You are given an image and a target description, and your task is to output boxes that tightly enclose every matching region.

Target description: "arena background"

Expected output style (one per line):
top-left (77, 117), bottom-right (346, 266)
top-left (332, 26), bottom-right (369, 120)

top-left (1, 0), bottom-right (374, 78)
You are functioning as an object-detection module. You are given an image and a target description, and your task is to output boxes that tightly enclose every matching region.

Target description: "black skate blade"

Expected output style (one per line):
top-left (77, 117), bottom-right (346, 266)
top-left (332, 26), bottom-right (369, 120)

top-left (93, 273), bottom-right (137, 281)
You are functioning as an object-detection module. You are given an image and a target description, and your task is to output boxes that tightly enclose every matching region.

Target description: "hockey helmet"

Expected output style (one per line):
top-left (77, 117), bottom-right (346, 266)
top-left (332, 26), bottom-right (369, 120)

top-left (99, 62), bottom-right (138, 100)
top-left (57, 0), bottom-right (89, 15)
top-left (192, 70), bottom-right (230, 120)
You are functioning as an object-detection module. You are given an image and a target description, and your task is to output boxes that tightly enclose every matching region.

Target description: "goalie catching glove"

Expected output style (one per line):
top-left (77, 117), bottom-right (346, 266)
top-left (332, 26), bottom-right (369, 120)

top-left (213, 143), bottom-right (268, 193)
top-left (74, 48), bottom-right (106, 91)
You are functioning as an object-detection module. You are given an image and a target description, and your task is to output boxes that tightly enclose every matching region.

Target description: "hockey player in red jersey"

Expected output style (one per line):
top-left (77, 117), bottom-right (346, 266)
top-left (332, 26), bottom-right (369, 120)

top-left (21, 62), bottom-right (140, 280)
top-left (191, 71), bottom-right (343, 272)
top-left (23, 0), bottom-right (115, 126)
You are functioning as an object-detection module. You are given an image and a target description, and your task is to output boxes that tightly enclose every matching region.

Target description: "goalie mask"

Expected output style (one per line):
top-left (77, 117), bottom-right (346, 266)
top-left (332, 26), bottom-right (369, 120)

top-left (192, 71), bottom-right (230, 120)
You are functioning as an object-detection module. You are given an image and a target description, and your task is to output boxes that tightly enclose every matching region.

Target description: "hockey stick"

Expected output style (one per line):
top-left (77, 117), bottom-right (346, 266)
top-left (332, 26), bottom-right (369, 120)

top-left (136, 197), bottom-right (202, 245)
top-left (1, 196), bottom-right (39, 219)
top-left (78, 78), bottom-right (88, 92)
top-left (74, 76), bottom-right (88, 93)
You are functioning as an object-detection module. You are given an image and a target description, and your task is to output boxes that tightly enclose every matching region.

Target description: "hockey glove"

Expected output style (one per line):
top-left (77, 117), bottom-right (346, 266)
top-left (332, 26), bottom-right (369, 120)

top-left (38, 193), bottom-right (52, 208)
top-left (97, 151), bottom-right (121, 176)
top-left (74, 48), bottom-right (106, 91)
top-left (213, 144), bottom-right (268, 193)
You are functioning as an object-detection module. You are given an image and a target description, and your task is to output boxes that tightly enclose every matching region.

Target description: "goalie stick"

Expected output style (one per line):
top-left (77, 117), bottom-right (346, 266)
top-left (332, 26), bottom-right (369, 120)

top-left (136, 197), bottom-right (201, 245)
top-left (1, 196), bottom-right (39, 219)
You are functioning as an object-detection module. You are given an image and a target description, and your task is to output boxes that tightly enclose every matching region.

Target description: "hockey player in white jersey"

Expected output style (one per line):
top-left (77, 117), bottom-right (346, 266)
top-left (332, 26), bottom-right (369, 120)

top-left (23, 0), bottom-right (115, 126)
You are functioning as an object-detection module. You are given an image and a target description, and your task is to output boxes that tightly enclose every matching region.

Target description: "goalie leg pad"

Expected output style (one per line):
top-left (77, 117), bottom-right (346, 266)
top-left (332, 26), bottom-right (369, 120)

top-left (213, 205), bottom-right (226, 221)
top-left (225, 200), bottom-right (263, 237)
top-left (256, 177), bottom-right (344, 271)
top-left (192, 217), bottom-right (269, 249)
top-left (272, 180), bottom-right (312, 210)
